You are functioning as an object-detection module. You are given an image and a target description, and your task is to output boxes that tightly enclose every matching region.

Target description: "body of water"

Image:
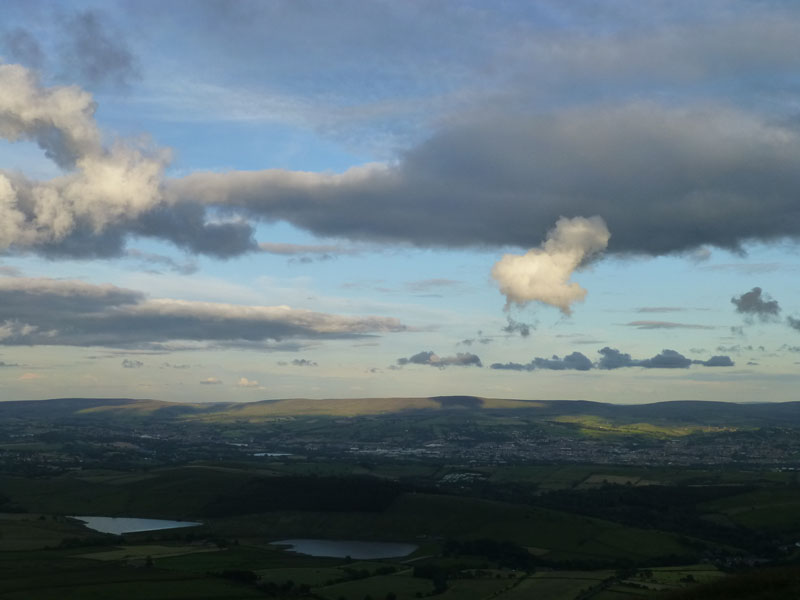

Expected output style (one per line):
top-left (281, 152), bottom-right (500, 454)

top-left (271, 538), bottom-right (417, 559)
top-left (71, 516), bottom-right (202, 535)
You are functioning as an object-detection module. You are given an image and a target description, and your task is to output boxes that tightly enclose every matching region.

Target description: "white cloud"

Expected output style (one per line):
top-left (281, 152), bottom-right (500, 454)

top-left (235, 377), bottom-right (261, 388)
top-left (491, 216), bottom-right (610, 314)
top-left (0, 63), bottom-right (168, 251)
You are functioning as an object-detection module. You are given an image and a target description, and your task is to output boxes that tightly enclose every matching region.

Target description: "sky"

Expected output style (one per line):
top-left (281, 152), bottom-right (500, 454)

top-left (1, 0), bottom-right (800, 404)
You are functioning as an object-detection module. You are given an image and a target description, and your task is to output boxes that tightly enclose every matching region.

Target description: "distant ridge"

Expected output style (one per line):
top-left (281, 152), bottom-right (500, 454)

top-left (2, 396), bottom-right (800, 426)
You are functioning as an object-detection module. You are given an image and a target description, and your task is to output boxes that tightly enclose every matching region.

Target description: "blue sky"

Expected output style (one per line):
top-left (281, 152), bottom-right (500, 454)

top-left (1, 0), bottom-right (800, 403)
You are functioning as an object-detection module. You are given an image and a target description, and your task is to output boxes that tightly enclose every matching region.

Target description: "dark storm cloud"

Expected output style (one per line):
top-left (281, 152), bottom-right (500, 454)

top-left (58, 9), bottom-right (139, 89)
top-left (788, 316), bottom-right (800, 332)
top-left (133, 204), bottom-right (259, 259)
top-left (10, 6), bottom-right (800, 262)
top-left (20, 204), bottom-right (249, 261)
top-left (0, 277), bottom-right (407, 349)
top-left (397, 351), bottom-right (482, 369)
top-left (731, 287), bottom-right (781, 321)
top-left (169, 104), bottom-right (800, 256)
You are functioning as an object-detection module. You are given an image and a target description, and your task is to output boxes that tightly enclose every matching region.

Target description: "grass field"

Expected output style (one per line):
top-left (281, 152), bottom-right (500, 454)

top-left (315, 572), bottom-right (432, 600)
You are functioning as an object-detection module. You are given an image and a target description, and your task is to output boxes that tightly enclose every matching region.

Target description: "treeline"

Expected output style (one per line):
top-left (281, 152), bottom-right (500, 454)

top-left (664, 564), bottom-right (800, 599)
top-left (533, 484), bottom-right (781, 555)
top-left (203, 474), bottom-right (404, 516)
top-left (442, 538), bottom-right (535, 570)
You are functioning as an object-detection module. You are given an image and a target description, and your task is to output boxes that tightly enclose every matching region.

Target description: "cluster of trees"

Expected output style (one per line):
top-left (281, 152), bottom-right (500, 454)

top-left (534, 484), bottom-right (781, 556)
top-left (442, 538), bottom-right (534, 570)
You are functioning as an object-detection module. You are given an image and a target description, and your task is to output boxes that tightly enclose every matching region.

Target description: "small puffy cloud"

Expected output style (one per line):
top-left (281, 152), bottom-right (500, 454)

top-left (688, 247), bottom-right (712, 263)
top-left (491, 351), bottom-right (593, 372)
top-left (788, 316), bottom-right (800, 332)
top-left (285, 358), bottom-right (317, 367)
top-left (598, 347), bottom-right (734, 370)
top-left (121, 358), bottom-right (144, 368)
top-left (18, 372), bottom-right (42, 381)
top-left (534, 352), bottom-right (593, 371)
top-left (596, 346), bottom-right (637, 370)
top-left (502, 317), bottom-right (533, 338)
top-left (235, 377), bottom-right (261, 388)
top-left (459, 331), bottom-right (492, 346)
top-left (491, 216), bottom-right (610, 314)
top-left (694, 355), bottom-right (735, 367)
top-left (637, 349), bottom-right (693, 369)
top-left (397, 351), bottom-right (482, 369)
top-left (731, 287), bottom-right (780, 321)
top-left (200, 377), bottom-right (222, 385)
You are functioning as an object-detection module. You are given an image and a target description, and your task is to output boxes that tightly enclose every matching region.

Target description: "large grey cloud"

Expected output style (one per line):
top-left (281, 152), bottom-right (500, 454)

top-left (9, 61), bottom-right (800, 261)
top-left (169, 103), bottom-right (800, 256)
top-left (0, 276), bottom-right (407, 349)
top-left (7, 4), bottom-right (800, 261)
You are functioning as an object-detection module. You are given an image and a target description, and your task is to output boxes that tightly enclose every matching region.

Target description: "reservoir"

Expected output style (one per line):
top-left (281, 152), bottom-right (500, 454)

top-left (72, 516), bottom-right (202, 535)
top-left (272, 538), bottom-right (418, 559)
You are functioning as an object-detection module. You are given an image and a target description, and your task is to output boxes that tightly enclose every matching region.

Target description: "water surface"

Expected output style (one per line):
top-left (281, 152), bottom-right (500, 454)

top-left (272, 538), bottom-right (417, 559)
top-left (72, 516), bottom-right (202, 535)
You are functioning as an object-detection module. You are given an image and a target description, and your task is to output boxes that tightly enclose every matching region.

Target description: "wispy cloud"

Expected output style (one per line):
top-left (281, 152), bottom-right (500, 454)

top-left (623, 321), bottom-right (715, 330)
top-left (0, 276), bottom-right (407, 349)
